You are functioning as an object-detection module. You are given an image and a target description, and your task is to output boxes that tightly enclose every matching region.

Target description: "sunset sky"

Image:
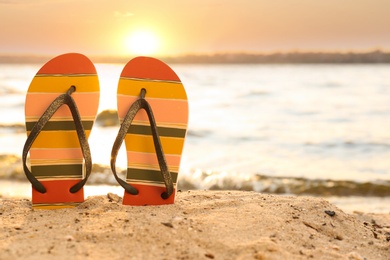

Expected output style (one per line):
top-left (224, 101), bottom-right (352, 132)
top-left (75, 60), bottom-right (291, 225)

top-left (1, 0), bottom-right (390, 57)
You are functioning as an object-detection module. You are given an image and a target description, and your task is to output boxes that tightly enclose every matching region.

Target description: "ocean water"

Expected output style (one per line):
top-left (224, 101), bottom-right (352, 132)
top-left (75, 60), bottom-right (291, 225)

top-left (1, 62), bottom-right (390, 203)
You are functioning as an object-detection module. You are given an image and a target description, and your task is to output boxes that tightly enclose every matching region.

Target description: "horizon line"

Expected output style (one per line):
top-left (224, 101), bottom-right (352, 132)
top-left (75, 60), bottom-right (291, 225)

top-left (1, 49), bottom-right (390, 64)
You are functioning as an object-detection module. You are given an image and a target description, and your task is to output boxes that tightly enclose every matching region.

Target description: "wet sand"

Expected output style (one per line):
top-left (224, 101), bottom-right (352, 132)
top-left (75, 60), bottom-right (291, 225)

top-left (1, 190), bottom-right (389, 259)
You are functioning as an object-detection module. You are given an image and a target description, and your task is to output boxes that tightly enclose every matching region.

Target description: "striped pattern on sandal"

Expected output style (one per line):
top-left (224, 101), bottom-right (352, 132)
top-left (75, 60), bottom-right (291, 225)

top-left (24, 53), bottom-right (100, 209)
top-left (117, 57), bottom-right (188, 206)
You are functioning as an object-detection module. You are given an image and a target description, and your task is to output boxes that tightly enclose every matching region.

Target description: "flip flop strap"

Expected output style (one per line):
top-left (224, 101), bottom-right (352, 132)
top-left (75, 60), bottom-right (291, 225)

top-left (111, 88), bottom-right (174, 199)
top-left (22, 86), bottom-right (92, 194)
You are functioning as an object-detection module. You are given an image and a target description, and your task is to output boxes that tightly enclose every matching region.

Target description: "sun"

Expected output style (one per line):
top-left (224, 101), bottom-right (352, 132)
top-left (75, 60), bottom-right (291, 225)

top-left (125, 30), bottom-right (160, 56)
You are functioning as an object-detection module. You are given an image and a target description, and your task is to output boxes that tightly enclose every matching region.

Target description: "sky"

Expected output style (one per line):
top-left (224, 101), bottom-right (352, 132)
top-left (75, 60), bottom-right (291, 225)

top-left (1, 0), bottom-right (390, 57)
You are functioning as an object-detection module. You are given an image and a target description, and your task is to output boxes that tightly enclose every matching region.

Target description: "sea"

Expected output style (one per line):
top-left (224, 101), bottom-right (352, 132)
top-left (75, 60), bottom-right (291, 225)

top-left (1, 62), bottom-right (390, 213)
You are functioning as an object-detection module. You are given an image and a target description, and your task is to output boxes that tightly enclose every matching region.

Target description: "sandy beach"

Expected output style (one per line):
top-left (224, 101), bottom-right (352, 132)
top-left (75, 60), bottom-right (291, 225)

top-left (1, 190), bottom-right (389, 259)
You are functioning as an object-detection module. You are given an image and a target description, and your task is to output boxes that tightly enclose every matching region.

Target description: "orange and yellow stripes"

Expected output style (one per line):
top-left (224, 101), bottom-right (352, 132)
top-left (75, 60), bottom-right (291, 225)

top-left (117, 57), bottom-right (188, 206)
top-left (25, 53), bottom-right (99, 209)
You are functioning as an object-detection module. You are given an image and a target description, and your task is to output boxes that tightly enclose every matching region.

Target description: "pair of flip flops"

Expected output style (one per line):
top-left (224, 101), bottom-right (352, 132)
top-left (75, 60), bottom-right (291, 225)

top-left (22, 53), bottom-right (188, 209)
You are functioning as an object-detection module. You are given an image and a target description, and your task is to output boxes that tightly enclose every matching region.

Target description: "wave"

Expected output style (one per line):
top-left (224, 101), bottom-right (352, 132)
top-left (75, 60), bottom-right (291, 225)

top-left (178, 170), bottom-right (390, 197)
top-left (315, 81), bottom-right (343, 88)
top-left (304, 141), bottom-right (390, 150)
top-left (0, 124), bottom-right (25, 134)
top-left (241, 90), bottom-right (270, 98)
top-left (187, 129), bottom-right (213, 137)
top-left (0, 86), bottom-right (25, 95)
top-left (2, 155), bottom-right (389, 197)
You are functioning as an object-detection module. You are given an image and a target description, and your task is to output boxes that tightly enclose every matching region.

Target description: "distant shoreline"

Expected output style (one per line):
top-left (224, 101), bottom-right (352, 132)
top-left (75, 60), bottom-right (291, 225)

top-left (1, 50), bottom-right (390, 64)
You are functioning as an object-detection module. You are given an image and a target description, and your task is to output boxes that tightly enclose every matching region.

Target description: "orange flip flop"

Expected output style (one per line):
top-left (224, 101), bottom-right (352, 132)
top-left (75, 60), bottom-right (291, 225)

top-left (111, 57), bottom-right (189, 206)
top-left (22, 53), bottom-right (100, 209)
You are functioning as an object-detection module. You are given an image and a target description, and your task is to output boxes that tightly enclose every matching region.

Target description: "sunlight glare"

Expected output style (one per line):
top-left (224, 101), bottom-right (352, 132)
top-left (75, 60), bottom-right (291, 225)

top-left (125, 30), bottom-right (160, 56)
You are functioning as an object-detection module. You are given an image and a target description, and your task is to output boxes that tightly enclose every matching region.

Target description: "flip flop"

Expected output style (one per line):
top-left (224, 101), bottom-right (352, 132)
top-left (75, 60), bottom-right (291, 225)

top-left (23, 53), bottom-right (100, 209)
top-left (111, 57), bottom-right (188, 206)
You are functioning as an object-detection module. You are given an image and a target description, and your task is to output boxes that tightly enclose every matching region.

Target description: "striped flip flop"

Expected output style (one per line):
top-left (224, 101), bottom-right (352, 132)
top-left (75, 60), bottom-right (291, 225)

top-left (111, 57), bottom-right (188, 206)
top-left (22, 53), bottom-right (100, 209)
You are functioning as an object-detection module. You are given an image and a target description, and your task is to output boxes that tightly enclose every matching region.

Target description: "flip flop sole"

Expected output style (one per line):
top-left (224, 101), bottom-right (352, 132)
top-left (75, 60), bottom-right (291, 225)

top-left (117, 57), bottom-right (188, 205)
top-left (25, 53), bottom-right (99, 209)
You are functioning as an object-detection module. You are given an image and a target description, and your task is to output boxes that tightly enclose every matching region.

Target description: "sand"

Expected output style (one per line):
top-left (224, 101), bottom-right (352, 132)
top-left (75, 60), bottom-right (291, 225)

top-left (1, 190), bottom-right (389, 259)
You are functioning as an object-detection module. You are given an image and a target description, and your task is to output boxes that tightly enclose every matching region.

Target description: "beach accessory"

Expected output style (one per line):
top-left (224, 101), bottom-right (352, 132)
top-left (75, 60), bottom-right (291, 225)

top-left (111, 57), bottom-right (188, 206)
top-left (23, 53), bottom-right (100, 209)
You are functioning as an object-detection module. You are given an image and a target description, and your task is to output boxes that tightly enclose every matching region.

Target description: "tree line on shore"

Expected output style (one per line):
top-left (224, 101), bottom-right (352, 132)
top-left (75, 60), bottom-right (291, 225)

top-left (162, 50), bottom-right (390, 64)
top-left (1, 50), bottom-right (390, 64)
